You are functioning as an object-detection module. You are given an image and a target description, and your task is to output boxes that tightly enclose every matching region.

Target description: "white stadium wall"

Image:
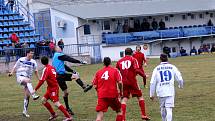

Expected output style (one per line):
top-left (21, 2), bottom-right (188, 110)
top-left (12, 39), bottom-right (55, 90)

top-left (50, 9), bottom-right (79, 45)
top-left (100, 44), bottom-right (150, 61)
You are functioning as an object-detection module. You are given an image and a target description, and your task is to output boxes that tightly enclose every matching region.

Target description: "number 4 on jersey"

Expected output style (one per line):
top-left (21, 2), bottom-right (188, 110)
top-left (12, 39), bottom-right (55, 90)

top-left (101, 71), bottom-right (109, 80)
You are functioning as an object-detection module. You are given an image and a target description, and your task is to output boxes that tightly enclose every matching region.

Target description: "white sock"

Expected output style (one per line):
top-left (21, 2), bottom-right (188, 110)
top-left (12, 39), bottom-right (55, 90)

top-left (26, 83), bottom-right (35, 96)
top-left (23, 99), bottom-right (29, 112)
top-left (166, 107), bottom-right (173, 121)
top-left (160, 107), bottom-right (166, 121)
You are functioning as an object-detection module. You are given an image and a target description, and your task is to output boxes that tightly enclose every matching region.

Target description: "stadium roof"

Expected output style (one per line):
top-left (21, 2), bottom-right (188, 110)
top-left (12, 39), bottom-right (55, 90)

top-left (33, 0), bottom-right (215, 19)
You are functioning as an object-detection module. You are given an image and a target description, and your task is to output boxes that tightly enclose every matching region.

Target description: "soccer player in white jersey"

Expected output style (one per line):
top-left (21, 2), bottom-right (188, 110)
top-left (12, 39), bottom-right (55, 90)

top-left (150, 54), bottom-right (184, 121)
top-left (8, 49), bottom-right (40, 118)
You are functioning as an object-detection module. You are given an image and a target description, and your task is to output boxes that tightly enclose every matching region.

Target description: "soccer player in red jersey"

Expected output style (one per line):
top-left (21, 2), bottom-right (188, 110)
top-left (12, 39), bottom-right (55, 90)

top-left (133, 45), bottom-right (148, 87)
top-left (116, 48), bottom-right (150, 121)
top-left (34, 56), bottom-right (73, 121)
top-left (92, 57), bottom-right (123, 121)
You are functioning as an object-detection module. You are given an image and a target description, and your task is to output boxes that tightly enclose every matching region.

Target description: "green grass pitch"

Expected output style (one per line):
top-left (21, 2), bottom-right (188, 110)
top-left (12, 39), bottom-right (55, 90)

top-left (0, 55), bottom-right (215, 121)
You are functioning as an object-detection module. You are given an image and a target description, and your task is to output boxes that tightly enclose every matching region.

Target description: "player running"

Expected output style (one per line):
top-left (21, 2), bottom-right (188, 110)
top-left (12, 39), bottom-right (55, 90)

top-left (92, 57), bottom-right (123, 121)
top-left (52, 46), bottom-right (93, 115)
top-left (133, 45), bottom-right (148, 87)
top-left (35, 56), bottom-right (73, 121)
top-left (150, 54), bottom-right (184, 121)
top-left (8, 49), bottom-right (40, 117)
top-left (116, 48), bottom-right (150, 121)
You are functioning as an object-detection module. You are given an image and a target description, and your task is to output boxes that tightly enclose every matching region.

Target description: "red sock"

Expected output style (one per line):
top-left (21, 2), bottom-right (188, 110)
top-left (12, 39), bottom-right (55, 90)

top-left (121, 104), bottom-right (126, 121)
top-left (58, 105), bottom-right (71, 118)
top-left (43, 102), bottom-right (55, 115)
top-left (116, 115), bottom-right (123, 121)
top-left (138, 100), bottom-right (146, 116)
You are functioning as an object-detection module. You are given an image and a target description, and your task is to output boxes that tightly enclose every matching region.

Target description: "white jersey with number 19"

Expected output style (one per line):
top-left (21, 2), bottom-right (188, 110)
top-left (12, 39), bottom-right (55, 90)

top-left (150, 62), bottom-right (183, 98)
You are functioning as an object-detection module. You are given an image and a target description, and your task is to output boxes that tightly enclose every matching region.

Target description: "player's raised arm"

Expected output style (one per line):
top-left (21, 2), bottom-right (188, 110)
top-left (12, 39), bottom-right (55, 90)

top-left (173, 66), bottom-right (184, 89)
top-left (58, 54), bottom-right (86, 64)
top-left (9, 59), bottom-right (19, 76)
top-left (150, 68), bottom-right (157, 100)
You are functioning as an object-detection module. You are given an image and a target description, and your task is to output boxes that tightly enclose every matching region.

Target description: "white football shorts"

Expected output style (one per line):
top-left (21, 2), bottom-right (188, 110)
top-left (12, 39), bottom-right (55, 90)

top-left (159, 96), bottom-right (175, 108)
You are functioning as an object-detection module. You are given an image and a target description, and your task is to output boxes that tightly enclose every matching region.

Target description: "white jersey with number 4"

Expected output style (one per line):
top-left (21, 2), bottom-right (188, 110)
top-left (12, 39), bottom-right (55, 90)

top-left (13, 57), bottom-right (37, 79)
top-left (150, 62), bottom-right (183, 97)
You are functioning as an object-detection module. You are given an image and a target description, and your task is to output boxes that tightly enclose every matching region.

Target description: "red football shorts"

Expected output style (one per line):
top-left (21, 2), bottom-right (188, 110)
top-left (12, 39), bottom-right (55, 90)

top-left (96, 98), bottom-right (121, 112)
top-left (44, 88), bottom-right (59, 103)
top-left (123, 83), bottom-right (142, 98)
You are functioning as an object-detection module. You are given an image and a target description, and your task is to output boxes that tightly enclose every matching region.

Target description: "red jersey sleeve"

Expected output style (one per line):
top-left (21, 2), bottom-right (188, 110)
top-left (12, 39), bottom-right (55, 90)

top-left (133, 58), bottom-right (139, 69)
top-left (40, 67), bottom-right (48, 81)
top-left (115, 69), bottom-right (122, 83)
top-left (92, 72), bottom-right (98, 86)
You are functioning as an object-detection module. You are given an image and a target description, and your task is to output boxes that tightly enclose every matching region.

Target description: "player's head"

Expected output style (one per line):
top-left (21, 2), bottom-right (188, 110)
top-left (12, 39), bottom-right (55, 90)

top-left (41, 56), bottom-right (49, 65)
top-left (55, 46), bottom-right (62, 53)
top-left (103, 57), bottom-right (111, 67)
top-left (26, 49), bottom-right (34, 60)
top-left (125, 48), bottom-right (133, 55)
top-left (136, 45), bottom-right (141, 52)
top-left (160, 53), bottom-right (168, 62)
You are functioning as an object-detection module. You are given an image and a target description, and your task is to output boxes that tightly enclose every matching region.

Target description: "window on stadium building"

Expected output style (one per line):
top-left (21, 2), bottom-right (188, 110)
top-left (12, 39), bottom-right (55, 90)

top-left (34, 10), bottom-right (52, 40)
top-left (103, 20), bottom-right (110, 30)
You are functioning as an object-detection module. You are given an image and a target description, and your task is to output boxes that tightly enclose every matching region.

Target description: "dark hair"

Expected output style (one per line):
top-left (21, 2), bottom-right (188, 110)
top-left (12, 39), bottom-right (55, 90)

top-left (41, 56), bottom-right (49, 65)
top-left (26, 49), bottom-right (34, 54)
top-left (125, 48), bottom-right (133, 55)
top-left (136, 45), bottom-right (141, 50)
top-left (103, 57), bottom-right (111, 67)
top-left (160, 53), bottom-right (168, 62)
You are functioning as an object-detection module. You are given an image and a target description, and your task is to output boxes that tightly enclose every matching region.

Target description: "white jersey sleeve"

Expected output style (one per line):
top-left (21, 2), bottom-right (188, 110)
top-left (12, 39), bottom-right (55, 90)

top-left (150, 68), bottom-right (158, 97)
top-left (173, 66), bottom-right (184, 89)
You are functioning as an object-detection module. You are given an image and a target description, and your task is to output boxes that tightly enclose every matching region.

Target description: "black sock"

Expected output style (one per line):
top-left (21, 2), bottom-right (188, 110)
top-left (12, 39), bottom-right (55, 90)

top-left (76, 79), bottom-right (85, 89)
top-left (63, 96), bottom-right (71, 110)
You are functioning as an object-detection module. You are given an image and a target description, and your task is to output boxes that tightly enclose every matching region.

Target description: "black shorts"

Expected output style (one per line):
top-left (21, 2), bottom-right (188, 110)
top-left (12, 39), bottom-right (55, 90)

top-left (57, 73), bottom-right (72, 91)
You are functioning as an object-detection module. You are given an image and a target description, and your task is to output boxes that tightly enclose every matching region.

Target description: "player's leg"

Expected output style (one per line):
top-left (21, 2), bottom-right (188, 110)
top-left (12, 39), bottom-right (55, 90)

top-left (22, 87), bottom-right (30, 118)
top-left (57, 75), bottom-right (75, 115)
top-left (54, 101), bottom-right (72, 120)
top-left (96, 111), bottom-right (104, 121)
top-left (133, 83), bottom-right (150, 120)
top-left (110, 98), bottom-right (123, 121)
top-left (41, 97), bottom-right (58, 120)
top-left (165, 96), bottom-right (174, 121)
top-left (159, 97), bottom-right (166, 121)
top-left (70, 72), bottom-right (93, 92)
top-left (19, 77), bottom-right (39, 100)
top-left (121, 97), bottom-right (128, 121)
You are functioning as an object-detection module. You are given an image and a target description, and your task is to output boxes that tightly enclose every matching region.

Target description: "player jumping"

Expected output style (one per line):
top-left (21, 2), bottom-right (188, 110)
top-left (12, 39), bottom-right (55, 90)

top-left (116, 48), bottom-right (150, 121)
top-left (150, 54), bottom-right (184, 121)
top-left (35, 56), bottom-right (73, 121)
top-left (8, 49), bottom-right (40, 117)
top-left (92, 57), bottom-right (123, 121)
top-left (52, 46), bottom-right (93, 115)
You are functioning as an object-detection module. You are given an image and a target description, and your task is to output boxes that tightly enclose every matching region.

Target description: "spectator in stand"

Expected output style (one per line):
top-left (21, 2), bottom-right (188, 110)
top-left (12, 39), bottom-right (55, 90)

top-left (163, 46), bottom-right (171, 58)
top-left (141, 18), bottom-right (150, 31)
top-left (15, 43), bottom-right (22, 60)
top-left (210, 45), bottom-right (215, 53)
top-left (151, 18), bottom-right (158, 30)
top-left (49, 40), bottom-right (55, 58)
top-left (8, 0), bottom-right (15, 11)
top-left (123, 21), bottom-right (129, 33)
top-left (4, 44), bottom-right (11, 72)
top-left (190, 46), bottom-right (197, 56)
top-left (203, 45), bottom-right (209, 53)
top-left (159, 19), bottom-right (166, 30)
top-left (134, 19), bottom-right (141, 32)
top-left (10, 33), bottom-right (19, 43)
top-left (58, 39), bottom-right (64, 50)
top-left (207, 19), bottom-right (213, 26)
top-left (180, 47), bottom-right (188, 56)
top-left (198, 45), bottom-right (204, 54)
